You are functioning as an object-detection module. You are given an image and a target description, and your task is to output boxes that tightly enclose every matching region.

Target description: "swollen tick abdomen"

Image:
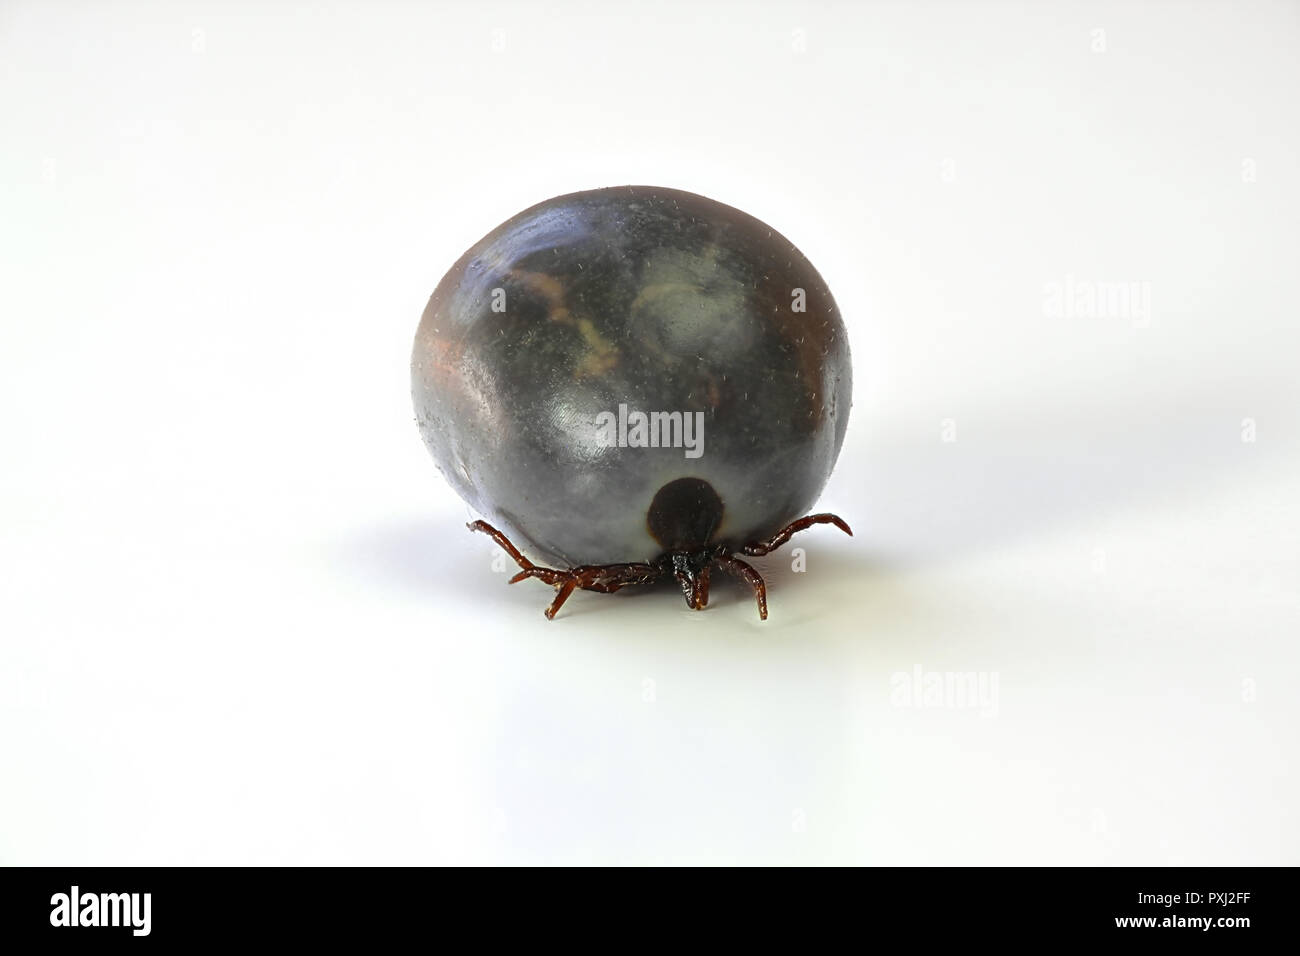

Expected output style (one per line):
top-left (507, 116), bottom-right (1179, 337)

top-left (411, 185), bottom-right (853, 619)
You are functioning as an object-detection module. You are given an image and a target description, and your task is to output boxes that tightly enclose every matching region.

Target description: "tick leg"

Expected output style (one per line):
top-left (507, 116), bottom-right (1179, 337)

top-left (544, 563), bottom-right (664, 618)
top-left (714, 554), bottom-right (768, 621)
top-left (576, 563), bottom-right (665, 595)
top-left (545, 579), bottom-right (577, 620)
top-left (508, 566), bottom-right (569, 587)
top-left (740, 513), bottom-right (852, 557)
top-left (467, 521), bottom-right (574, 588)
top-left (466, 521), bottom-right (665, 618)
top-left (468, 529), bottom-right (567, 585)
top-left (468, 519), bottom-right (536, 570)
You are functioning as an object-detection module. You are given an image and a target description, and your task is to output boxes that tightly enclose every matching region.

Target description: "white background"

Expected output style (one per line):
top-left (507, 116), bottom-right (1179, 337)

top-left (3, 1), bottom-right (1297, 865)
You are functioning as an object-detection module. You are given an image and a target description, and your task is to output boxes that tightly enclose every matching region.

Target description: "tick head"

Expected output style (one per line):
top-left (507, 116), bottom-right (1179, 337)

top-left (667, 550), bottom-right (715, 610)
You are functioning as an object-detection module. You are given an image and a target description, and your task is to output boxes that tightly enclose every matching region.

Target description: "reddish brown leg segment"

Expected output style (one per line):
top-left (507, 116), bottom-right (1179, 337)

top-left (469, 515), bottom-right (850, 621)
top-left (469, 520), bottom-right (535, 568)
top-left (714, 553), bottom-right (768, 620)
top-left (546, 579), bottom-right (577, 620)
top-left (740, 513), bottom-right (852, 556)
top-left (468, 520), bottom-right (664, 619)
top-left (509, 566), bottom-right (567, 586)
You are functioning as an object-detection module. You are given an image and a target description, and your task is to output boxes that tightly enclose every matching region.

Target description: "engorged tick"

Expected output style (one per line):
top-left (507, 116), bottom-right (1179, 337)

top-left (411, 185), bottom-right (853, 619)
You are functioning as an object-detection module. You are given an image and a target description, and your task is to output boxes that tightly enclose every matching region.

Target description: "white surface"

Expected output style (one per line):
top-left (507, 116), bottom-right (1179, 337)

top-left (2, 1), bottom-right (1297, 865)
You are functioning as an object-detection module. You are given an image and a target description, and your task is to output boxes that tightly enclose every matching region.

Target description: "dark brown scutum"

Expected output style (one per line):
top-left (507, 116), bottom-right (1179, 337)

top-left (647, 477), bottom-right (724, 552)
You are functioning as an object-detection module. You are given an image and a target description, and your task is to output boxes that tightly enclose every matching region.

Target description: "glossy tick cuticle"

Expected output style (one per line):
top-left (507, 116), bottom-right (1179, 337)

top-left (412, 185), bottom-right (854, 619)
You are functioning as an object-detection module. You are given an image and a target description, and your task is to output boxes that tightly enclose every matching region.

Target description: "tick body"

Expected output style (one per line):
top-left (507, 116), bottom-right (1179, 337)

top-left (411, 185), bottom-right (852, 619)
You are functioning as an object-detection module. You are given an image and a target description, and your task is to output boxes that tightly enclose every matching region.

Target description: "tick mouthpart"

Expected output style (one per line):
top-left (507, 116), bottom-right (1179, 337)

top-left (664, 549), bottom-right (718, 610)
